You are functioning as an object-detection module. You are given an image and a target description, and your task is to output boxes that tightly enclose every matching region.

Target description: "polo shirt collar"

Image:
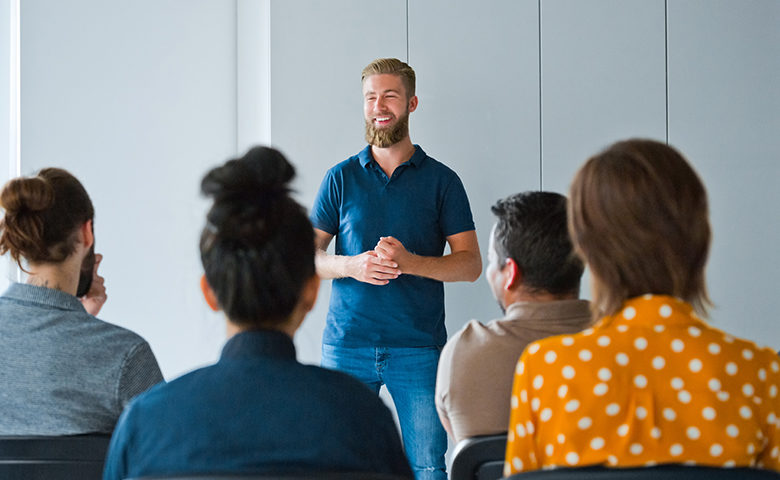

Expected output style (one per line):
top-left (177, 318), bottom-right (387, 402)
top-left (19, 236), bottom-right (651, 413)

top-left (2, 282), bottom-right (86, 313)
top-left (358, 144), bottom-right (426, 169)
top-left (220, 329), bottom-right (297, 362)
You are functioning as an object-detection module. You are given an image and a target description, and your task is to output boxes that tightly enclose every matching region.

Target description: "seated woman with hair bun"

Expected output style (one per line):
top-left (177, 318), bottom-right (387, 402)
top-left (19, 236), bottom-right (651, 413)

top-left (504, 139), bottom-right (780, 475)
top-left (0, 168), bottom-right (163, 435)
top-left (103, 146), bottom-right (412, 480)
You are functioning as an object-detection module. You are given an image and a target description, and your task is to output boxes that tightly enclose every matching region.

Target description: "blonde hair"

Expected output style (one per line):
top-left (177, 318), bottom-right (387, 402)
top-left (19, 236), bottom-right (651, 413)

top-left (568, 139), bottom-right (712, 319)
top-left (361, 58), bottom-right (416, 98)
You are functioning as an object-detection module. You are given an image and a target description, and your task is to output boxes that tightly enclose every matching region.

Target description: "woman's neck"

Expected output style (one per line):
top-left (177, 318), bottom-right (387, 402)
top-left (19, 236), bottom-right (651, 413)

top-left (26, 260), bottom-right (80, 296)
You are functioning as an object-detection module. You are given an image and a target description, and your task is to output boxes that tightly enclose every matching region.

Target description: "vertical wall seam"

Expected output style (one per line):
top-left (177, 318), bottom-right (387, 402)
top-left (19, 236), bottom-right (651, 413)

top-left (11, 0), bottom-right (20, 178)
top-left (235, 0), bottom-right (239, 154)
top-left (11, 0), bottom-right (21, 282)
top-left (406, 0), bottom-right (410, 63)
top-left (266, 0), bottom-right (272, 145)
top-left (538, 0), bottom-right (543, 190)
top-left (665, 0), bottom-right (669, 144)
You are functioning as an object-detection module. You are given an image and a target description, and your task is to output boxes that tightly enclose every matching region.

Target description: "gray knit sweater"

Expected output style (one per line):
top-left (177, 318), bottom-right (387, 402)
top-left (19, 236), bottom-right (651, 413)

top-left (0, 283), bottom-right (163, 434)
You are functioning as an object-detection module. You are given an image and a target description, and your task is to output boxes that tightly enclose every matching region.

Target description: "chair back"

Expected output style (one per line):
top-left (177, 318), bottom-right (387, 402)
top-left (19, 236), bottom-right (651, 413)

top-left (449, 433), bottom-right (507, 480)
top-left (505, 465), bottom-right (780, 479)
top-left (0, 433), bottom-right (111, 480)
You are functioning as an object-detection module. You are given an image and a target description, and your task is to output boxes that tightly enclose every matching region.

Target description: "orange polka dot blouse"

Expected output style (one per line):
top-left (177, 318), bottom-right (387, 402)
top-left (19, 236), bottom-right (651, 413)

top-left (504, 295), bottom-right (780, 475)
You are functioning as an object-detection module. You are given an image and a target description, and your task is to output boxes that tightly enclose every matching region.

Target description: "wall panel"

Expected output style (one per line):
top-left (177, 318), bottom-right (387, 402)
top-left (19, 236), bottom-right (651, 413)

top-left (668, 0), bottom-right (780, 347)
top-left (409, 0), bottom-right (540, 334)
top-left (270, 0), bottom-right (407, 364)
top-left (21, 0), bottom-right (237, 378)
top-left (541, 0), bottom-right (667, 195)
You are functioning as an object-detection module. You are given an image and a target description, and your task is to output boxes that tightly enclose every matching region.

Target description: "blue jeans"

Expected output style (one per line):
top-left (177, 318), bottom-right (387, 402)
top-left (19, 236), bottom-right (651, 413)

top-left (321, 344), bottom-right (447, 480)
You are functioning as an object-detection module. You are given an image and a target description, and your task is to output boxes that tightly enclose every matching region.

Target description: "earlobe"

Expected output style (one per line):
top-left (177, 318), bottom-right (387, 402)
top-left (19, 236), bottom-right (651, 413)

top-left (200, 275), bottom-right (220, 312)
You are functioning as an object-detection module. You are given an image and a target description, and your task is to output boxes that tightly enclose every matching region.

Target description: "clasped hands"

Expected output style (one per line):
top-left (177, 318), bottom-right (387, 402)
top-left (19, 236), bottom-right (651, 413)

top-left (350, 236), bottom-right (413, 286)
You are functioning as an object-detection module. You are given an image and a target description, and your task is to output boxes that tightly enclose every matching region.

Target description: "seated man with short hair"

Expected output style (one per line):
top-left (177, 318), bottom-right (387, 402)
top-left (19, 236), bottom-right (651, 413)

top-left (436, 191), bottom-right (591, 444)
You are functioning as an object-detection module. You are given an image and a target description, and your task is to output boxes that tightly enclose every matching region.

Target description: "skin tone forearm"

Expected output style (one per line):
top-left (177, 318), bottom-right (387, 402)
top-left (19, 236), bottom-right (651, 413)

top-left (314, 229), bottom-right (481, 285)
top-left (374, 234), bottom-right (482, 283)
top-left (315, 249), bottom-right (400, 284)
top-left (392, 249), bottom-right (481, 283)
top-left (314, 229), bottom-right (401, 285)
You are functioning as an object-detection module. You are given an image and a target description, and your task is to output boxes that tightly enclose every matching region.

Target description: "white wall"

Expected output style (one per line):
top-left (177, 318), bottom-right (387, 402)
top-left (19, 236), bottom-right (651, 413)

top-left (20, 0), bottom-right (237, 378)
top-left (667, 0), bottom-right (780, 343)
top-left (0, 0), bottom-right (17, 291)
top-left (6, 0), bottom-right (780, 382)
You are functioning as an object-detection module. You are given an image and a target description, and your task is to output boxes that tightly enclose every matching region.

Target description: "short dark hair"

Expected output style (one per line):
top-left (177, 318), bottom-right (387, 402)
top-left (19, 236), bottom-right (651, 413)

top-left (491, 191), bottom-right (583, 296)
top-left (568, 138), bottom-right (711, 317)
top-left (0, 168), bottom-right (94, 270)
top-left (199, 146), bottom-right (315, 327)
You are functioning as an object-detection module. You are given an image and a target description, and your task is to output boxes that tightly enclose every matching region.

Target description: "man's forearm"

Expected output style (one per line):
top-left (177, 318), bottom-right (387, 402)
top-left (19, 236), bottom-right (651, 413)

top-left (315, 250), bottom-right (351, 279)
top-left (403, 250), bottom-right (482, 283)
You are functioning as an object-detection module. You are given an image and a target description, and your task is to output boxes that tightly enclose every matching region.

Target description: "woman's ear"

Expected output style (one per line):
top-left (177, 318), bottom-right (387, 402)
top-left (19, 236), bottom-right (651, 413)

top-left (200, 275), bottom-right (220, 312)
top-left (80, 219), bottom-right (94, 249)
top-left (300, 274), bottom-right (320, 313)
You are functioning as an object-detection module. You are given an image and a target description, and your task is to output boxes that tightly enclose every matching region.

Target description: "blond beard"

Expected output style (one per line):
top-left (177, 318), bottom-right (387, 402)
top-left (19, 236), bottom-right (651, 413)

top-left (364, 112), bottom-right (410, 148)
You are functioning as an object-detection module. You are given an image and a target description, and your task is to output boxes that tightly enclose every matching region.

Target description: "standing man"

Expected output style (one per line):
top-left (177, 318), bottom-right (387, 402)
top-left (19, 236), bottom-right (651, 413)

top-left (310, 58), bottom-right (481, 480)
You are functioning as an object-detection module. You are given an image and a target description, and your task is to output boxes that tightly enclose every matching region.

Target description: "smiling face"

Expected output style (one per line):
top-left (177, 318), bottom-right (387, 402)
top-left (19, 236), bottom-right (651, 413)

top-left (363, 73), bottom-right (417, 148)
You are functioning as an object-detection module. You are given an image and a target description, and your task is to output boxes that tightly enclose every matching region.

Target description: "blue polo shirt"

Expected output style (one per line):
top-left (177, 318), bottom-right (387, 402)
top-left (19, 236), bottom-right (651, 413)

top-left (311, 145), bottom-right (475, 347)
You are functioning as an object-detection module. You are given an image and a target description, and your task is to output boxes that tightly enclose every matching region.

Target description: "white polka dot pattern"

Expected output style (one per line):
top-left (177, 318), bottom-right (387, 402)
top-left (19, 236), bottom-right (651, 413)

top-left (702, 407), bottom-right (716, 420)
top-left (616, 353), bottom-right (629, 366)
top-left (652, 356), bottom-right (665, 369)
top-left (557, 385), bottom-right (568, 399)
top-left (505, 295), bottom-right (780, 475)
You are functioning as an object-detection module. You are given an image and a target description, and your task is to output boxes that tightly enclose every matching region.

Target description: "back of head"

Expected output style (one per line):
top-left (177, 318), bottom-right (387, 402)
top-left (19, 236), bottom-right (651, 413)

top-left (200, 146), bottom-right (315, 328)
top-left (0, 168), bottom-right (94, 269)
top-left (491, 191), bottom-right (583, 296)
top-left (568, 138), bottom-right (711, 317)
top-left (361, 58), bottom-right (416, 98)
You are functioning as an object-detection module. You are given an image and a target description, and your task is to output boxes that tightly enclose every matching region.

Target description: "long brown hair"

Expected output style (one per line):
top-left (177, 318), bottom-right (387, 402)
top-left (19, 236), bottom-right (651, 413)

top-left (0, 168), bottom-right (94, 269)
top-left (568, 139), bottom-right (712, 318)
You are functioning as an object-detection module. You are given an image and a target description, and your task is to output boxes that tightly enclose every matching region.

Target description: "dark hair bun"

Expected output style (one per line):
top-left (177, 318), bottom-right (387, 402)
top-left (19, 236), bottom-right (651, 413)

top-left (202, 146), bottom-right (294, 203)
top-left (199, 146), bottom-right (316, 326)
top-left (0, 177), bottom-right (54, 214)
top-left (201, 146), bottom-right (298, 244)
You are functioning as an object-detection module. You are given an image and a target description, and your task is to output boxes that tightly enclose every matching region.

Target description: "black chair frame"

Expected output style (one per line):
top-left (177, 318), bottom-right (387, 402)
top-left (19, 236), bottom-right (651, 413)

top-left (449, 433), bottom-right (508, 480)
top-left (0, 433), bottom-right (111, 480)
